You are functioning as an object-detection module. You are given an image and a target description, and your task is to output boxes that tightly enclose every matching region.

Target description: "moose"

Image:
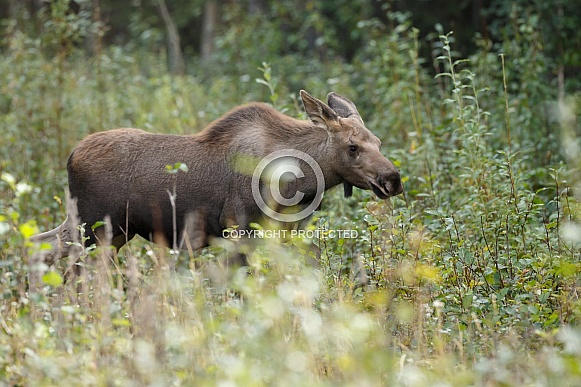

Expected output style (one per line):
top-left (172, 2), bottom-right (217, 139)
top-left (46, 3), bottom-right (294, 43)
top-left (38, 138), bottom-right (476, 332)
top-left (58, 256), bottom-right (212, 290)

top-left (31, 90), bottom-right (403, 265)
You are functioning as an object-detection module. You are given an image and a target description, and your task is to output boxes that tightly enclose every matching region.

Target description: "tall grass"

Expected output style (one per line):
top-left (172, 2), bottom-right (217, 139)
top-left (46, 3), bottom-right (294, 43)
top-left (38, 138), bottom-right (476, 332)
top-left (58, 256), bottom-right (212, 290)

top-left (1, 13), bottom-right (581, 386)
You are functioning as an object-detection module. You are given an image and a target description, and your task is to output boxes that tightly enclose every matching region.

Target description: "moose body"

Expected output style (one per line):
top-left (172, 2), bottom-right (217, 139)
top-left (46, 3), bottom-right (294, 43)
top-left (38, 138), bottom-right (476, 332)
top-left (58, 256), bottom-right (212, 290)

top-left (32, 91), bottom-right (403, 264)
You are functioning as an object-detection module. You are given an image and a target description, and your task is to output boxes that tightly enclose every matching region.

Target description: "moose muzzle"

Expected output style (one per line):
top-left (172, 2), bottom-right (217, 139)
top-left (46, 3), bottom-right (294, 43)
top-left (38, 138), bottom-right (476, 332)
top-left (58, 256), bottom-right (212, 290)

top-left (370, 171), bottom-right (403, 199)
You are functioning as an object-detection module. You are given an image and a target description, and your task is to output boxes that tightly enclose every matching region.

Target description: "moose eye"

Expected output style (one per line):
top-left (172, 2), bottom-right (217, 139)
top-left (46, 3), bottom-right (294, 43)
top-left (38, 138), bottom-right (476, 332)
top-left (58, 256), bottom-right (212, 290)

top-left (349, 144), bottom-right (358, 154)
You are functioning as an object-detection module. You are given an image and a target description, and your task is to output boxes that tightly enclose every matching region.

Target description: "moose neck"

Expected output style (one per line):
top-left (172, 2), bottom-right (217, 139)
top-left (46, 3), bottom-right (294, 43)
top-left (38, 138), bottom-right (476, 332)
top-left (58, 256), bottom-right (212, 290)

top-left (278, 125), bottom-right (344, 194)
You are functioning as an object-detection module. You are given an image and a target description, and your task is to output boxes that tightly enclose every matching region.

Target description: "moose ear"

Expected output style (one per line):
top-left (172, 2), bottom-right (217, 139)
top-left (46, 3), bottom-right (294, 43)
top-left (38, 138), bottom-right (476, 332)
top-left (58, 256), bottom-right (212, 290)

top-left (300, 90), bottom-right (339, 131)
top-left (327, 92), bottom-right (362, 123)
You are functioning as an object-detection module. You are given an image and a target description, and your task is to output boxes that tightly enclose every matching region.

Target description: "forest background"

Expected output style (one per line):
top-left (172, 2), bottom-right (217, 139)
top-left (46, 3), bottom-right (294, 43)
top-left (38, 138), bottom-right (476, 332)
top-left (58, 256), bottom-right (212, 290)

top-left (1, 0), bottom-right (581, 385)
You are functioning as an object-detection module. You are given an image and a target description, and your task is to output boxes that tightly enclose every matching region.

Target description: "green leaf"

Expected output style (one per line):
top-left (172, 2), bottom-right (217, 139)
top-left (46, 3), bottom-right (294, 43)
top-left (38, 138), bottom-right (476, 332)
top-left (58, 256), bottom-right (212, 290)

top-left (255, 78), bottom-right (270, 87)
top-left (165, 162), bottom-right (189, 174)
top-left (112, 318), bottom-right (131, 327)
top-left (19, 220), bottom-right (38, 239)
top-left (229, 153), bottom-right (260, 176)
top-left (92, 220), bottom-right (106, 231)
top-left (462, 292), bottom-right (473, 309)
top-left (1, 172), bottom-right (16, 190)
top-left (42, 271), bottom-right (63, 287)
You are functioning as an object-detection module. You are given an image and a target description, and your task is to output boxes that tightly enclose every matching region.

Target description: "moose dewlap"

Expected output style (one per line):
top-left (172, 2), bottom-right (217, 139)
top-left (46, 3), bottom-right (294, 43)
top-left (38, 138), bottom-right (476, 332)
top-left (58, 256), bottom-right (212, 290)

top-left (32, 90), bottom-right (403, 264)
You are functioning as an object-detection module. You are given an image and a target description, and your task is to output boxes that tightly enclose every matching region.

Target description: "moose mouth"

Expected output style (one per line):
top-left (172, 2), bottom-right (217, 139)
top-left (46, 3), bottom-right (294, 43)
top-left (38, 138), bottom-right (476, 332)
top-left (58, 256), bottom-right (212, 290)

top-left (370, 180), bottom-right (391, 200)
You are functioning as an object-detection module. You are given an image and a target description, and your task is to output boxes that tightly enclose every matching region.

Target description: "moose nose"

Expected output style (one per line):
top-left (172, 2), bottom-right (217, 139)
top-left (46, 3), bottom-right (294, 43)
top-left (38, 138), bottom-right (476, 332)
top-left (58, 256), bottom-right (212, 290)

top-left (379, 170), bottom-right (403, 196)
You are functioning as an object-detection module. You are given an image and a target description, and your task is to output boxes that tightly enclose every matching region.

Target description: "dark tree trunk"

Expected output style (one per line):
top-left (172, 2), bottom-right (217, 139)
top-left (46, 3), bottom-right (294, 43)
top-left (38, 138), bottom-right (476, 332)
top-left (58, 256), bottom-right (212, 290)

top-left (200, 0), bottom-right (218, 61)
top-left (248, 0), bottom-right (263, 14)
top-left (157, 0), bottom-right (185, 75)
top-left (85, 0), bottom-right (103, 56)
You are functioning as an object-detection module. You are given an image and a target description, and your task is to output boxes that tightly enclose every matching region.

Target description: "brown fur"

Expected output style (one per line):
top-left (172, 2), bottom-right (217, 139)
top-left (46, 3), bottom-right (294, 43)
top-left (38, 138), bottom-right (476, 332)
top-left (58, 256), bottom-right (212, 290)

top-left (31, 91), bottom-right (403, 264)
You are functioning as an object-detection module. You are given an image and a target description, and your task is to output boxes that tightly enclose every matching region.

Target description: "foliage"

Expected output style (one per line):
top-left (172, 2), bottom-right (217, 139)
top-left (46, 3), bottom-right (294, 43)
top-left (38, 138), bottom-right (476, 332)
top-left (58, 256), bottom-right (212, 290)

top-left (1, 1), bottom-right (581, 385)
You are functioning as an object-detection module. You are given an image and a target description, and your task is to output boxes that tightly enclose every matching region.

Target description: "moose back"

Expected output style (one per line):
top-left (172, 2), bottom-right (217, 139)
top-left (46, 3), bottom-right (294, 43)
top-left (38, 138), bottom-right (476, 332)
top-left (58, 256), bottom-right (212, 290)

top-left (32, 90), bottom-right (403, 264)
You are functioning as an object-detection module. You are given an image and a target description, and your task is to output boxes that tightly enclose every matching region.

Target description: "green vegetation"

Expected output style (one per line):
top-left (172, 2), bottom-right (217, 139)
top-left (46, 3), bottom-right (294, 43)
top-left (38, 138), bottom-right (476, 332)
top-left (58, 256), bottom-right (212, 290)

top-left (1, 1), bottom-right (580, 385)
